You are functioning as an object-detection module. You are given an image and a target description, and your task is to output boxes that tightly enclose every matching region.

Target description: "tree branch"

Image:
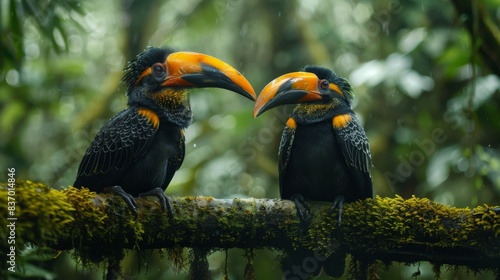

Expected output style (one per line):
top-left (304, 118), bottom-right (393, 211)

top-left (1, 181), bottom-right (499, 274)
top-left (450, 0), bottom-right (500, 76)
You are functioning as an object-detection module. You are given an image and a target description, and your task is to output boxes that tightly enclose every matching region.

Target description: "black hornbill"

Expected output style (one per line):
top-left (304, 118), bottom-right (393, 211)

top-left (74, 47), bottom-right (256, 217)
top-left (253, 66), bottom-right (372, 278)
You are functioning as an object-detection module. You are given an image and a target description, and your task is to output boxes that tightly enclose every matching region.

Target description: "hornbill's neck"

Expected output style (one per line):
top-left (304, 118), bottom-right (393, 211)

top-left (128, 87), bottom-right (192, 128)
top-left (292, 99), bottom-right (352, 124)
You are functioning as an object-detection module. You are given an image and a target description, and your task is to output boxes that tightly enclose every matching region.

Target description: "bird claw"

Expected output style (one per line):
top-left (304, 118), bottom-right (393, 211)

top-left (139, 187), bottom-right (174, 218)
top-left (290, 194), bottom-right (311, 225)
top-left (328, 195), bottom-right (345, 226)
top-left (108, 185), bottom-right (138, 217)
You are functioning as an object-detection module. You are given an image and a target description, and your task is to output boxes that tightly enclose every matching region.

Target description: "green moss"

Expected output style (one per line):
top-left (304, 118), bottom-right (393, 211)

top-left (0, 181), bottom-right (152, 268)
top-left (0, 181), bottom-right (75, 259)
top-left (335, 195), bottom-right (500, 255)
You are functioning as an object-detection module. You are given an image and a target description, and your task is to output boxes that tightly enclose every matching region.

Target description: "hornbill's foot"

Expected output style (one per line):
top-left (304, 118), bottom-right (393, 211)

top-left (108, 185), bottom-right (138, 217)
top-left (328, 195), bottom-right (345, 226)
top-left (290, 194), bottom-right (311, 225)
top-left (139, 187), bottom-right (174, 218)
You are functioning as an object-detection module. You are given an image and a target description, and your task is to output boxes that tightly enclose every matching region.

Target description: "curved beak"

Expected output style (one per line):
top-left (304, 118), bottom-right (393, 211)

top-left (162, 52), bottom-right (256, 101)
top-left (253, 72), bottom-right (323, 117)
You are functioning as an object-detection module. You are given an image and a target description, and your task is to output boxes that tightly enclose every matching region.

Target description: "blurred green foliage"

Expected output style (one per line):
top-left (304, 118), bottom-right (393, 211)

top-left (1, 0), bottom-right (499, 279)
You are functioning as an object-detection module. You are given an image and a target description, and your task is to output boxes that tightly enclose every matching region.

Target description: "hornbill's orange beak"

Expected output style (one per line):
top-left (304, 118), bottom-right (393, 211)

top-left (253, 72), bottom-right (325, 117)
top-left (163, 52), bottom-right (256, 101)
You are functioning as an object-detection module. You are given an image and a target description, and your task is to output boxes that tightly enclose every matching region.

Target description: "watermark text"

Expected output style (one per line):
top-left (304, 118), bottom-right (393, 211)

top-left (6, 168), bottom-right (17, 272)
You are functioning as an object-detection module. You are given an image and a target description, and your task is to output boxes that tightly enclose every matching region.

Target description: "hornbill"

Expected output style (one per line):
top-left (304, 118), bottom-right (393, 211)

top-left (74, 47), bottom-right (255, 217)
top-left (253, 66), bottom-right (372, 278)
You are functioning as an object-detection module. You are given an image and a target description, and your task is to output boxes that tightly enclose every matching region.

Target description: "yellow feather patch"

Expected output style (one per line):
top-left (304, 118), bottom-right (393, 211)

top-left (329, 83), bottom-right (343, 97)
top-left (154, 88), bottom-right (189, 108)
top-left (286, 118), bottom-right (297, 129)
top-left (137, 108), bottom-right (160, 129)
top-left (332, 114), bottom-right (352, 128)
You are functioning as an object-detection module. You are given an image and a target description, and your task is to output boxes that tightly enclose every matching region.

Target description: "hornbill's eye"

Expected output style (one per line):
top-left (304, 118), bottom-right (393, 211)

top-left (319, 79), bottom-right (329, 90)
top-left (152, 63), bottom-right (166, 77)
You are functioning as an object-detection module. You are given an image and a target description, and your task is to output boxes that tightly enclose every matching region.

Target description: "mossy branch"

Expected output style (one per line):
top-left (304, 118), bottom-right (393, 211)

top-left (1, 181), bottom-right (499, 272)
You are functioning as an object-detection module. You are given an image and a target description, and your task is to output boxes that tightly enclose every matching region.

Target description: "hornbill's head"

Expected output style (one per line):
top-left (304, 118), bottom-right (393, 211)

top-left (253, 66), bottom-right (353, 117)
top-left (122, 47), bottom-right (256, 104)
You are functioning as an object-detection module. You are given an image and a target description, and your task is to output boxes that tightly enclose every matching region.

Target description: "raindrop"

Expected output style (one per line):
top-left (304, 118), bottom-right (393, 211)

top-left (193, 143), bottom-right (197, 148)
